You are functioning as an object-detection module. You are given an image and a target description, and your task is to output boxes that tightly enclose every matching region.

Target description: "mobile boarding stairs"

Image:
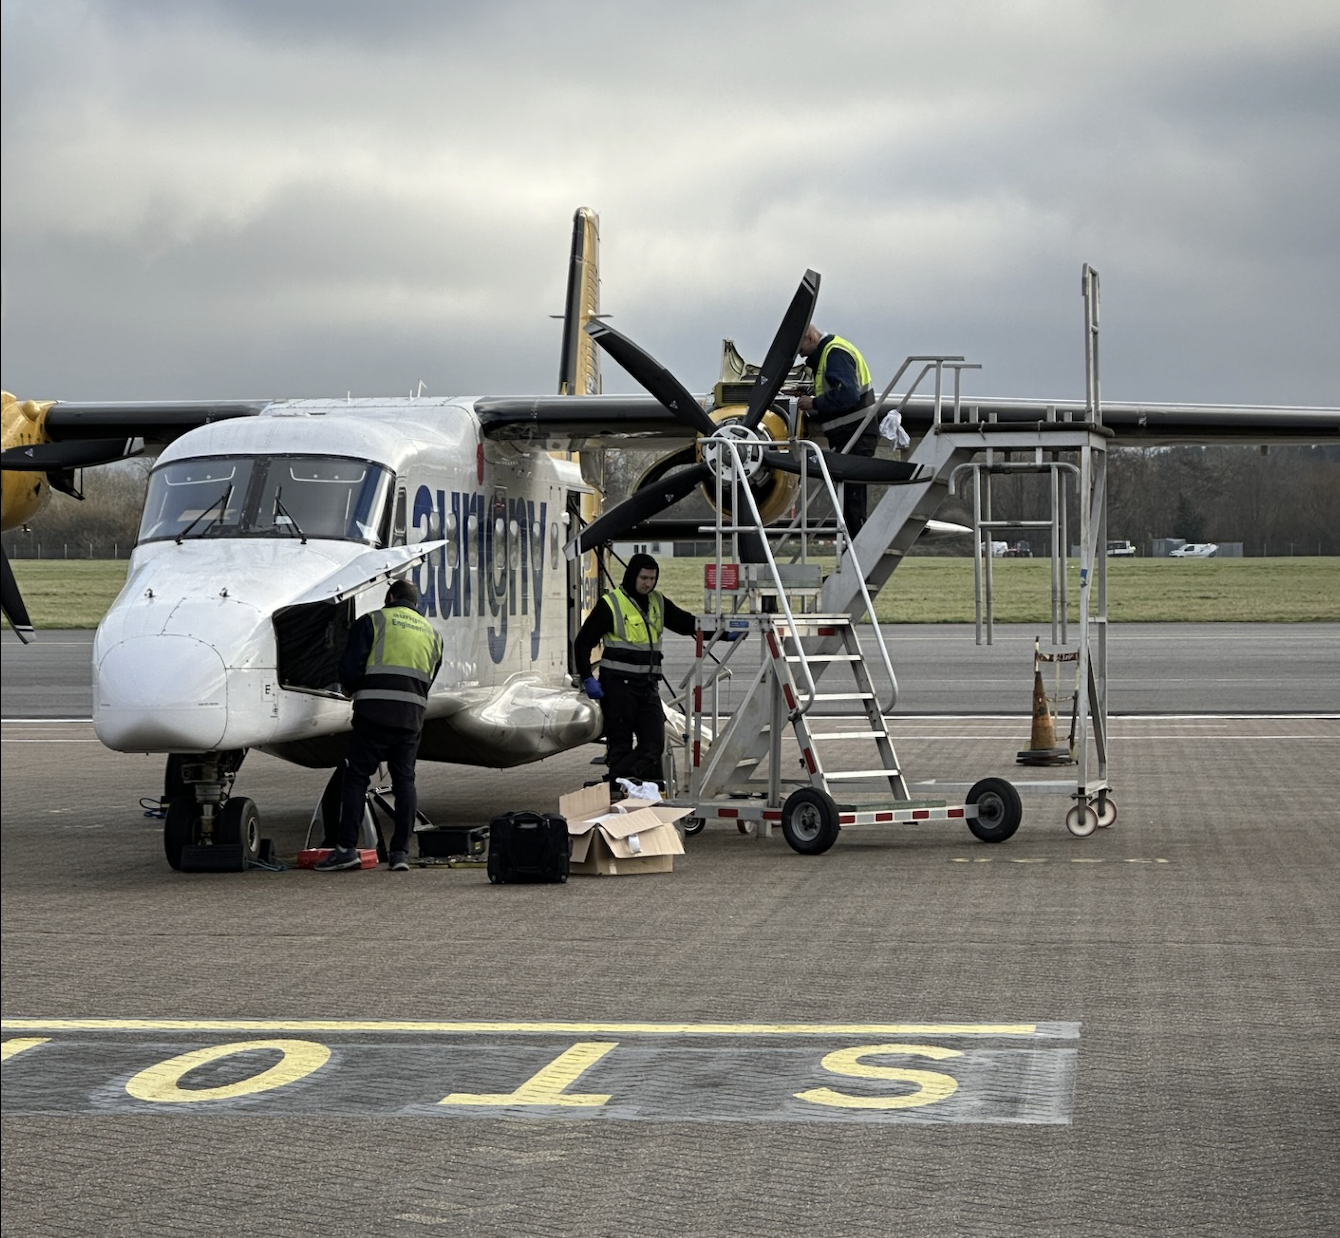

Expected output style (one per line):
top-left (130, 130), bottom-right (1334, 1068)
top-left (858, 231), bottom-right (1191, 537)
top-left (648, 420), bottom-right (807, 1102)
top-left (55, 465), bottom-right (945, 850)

top-left (666, 310), bottom-right (1114, 850)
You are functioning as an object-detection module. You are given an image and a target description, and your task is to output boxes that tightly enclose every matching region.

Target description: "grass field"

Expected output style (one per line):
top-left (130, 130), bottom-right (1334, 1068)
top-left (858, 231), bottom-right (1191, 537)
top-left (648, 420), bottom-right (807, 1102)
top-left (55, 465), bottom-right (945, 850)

top-left (7, 555), bottom-right (1339, 631)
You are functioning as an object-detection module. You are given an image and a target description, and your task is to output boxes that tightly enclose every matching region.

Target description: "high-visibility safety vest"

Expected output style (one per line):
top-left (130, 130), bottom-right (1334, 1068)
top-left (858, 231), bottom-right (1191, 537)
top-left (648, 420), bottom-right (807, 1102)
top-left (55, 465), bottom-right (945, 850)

top-left (814, 335), bottom-right (876, 434)
top-left (597, 587), bottom-right (664, 679)
top-left (352, 605), bottom-right (444, 717)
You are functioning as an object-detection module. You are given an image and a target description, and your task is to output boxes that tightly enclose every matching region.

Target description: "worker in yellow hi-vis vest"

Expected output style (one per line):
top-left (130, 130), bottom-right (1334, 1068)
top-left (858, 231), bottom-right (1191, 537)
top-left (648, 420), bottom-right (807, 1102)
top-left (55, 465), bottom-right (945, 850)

top-left (796, 323), bottom-right (879, 534)
top-left (572, 553), bottom-right (699, 797)
top-left (317, 578), bottom-right (444, 873)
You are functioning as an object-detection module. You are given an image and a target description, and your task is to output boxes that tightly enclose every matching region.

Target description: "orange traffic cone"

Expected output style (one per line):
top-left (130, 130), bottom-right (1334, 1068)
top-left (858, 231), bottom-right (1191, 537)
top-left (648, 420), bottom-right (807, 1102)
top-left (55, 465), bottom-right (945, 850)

top-left (1029, 670), bottom-right (1055, 749)
top-left (1017, 667), bottom-right (1071, 766)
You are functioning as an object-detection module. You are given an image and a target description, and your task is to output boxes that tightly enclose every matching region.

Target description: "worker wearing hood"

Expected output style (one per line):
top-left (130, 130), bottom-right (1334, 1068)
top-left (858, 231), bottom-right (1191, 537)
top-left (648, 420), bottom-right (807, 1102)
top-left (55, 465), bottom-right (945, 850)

top-left (573, 553), bottom-right (697, 792)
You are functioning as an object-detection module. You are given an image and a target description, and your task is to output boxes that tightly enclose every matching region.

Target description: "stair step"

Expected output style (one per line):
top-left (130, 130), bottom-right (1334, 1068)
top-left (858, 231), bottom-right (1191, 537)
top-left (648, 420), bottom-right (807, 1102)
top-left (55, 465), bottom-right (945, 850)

top-left (810, 692), bottom-right (875, 702)
top-left (806, 730), bottom-right (890, 741)
top-left (823, 769), bottom-right (905, 781)
top-left (782, 653), bottom-right (860, 664)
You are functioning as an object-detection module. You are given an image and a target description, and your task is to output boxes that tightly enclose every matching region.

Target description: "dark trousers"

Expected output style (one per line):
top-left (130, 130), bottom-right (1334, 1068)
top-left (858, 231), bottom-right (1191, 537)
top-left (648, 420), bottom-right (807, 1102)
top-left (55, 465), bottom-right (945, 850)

top-left (829, 428), bottom-right (879, 536)
top-left (337, 717), bottom-right (422, 852)
top-left (601, 675), bottom-right (666, 789)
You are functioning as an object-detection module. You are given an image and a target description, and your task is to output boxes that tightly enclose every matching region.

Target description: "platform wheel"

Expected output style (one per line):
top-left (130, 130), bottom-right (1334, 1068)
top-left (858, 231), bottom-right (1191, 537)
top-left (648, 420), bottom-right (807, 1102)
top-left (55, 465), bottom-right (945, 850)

top-left (966, 777), bottom-right (1023, 843)
top-left (781, 788), bottom-right (840, 856)
top-left (1066, 803), bottom-right (1099, 838)
top-left (217, 796), bottom-right (263, 864)
top-left (164, 798), bottom-right (198, 870)
top-left (681, 816), bottom-right (706, 837)
top-left (1095, 796), bottom-right (1118, 829)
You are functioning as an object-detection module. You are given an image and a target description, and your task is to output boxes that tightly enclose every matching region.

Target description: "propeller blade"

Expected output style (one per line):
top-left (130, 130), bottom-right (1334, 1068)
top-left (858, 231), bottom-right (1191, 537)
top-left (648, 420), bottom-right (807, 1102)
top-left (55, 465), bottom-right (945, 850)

top-left (0, 438), bottom-right (139, 472)
top-left (743, 269), bottom-right (820, 430)
top-left (575, 463), bottom-right (711, 554)
top-left (585, 320), bottom-right (717, 437)
top-left (633, 445), bottom-right (700, 491)
top-left (1, 547), bottom-right (35, 644)
top-left (761, 449), bottom-right (925, 484)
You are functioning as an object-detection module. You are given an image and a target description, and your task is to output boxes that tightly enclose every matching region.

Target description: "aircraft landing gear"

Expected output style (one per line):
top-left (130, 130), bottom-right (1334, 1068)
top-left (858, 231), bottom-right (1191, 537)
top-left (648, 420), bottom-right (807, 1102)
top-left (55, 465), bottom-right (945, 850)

top-left (161, 751), bottom-right (264, 871)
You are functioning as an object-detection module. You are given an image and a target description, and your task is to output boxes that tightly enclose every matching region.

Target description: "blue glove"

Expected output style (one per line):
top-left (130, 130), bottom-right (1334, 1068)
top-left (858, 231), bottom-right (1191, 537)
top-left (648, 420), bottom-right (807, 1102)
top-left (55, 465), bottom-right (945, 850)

top-left (719, 629), bottom-right (746, 642)
top-left (583, 676), bottom-right (604, 700)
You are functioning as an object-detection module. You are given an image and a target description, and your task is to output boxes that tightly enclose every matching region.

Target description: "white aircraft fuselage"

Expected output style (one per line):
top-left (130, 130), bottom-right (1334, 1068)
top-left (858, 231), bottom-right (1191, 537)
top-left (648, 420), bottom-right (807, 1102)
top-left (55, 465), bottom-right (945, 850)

top-left (92, 397), bottom-right (602, 772)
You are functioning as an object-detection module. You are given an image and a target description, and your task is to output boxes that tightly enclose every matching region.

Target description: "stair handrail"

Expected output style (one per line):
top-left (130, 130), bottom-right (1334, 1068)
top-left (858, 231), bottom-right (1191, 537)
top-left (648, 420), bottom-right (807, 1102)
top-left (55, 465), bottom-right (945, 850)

top-left (780, 438), bottom-right (901, 715)
top-left (703, 436), bottom-right (820, 717)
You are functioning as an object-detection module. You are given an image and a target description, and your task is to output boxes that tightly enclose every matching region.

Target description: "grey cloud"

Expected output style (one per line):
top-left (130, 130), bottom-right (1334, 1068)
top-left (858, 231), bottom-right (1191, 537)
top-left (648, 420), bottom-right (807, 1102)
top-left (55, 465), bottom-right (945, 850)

top-left (2, 0), bottom-right (1336, 409)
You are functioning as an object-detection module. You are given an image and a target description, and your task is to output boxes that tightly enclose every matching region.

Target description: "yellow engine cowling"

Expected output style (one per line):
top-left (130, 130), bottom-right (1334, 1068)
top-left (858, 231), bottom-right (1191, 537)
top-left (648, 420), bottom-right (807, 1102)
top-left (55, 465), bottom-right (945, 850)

top-left (1, 392), bottom-right (55, 532)
top-left (696, 404), bottom-right (799, 527)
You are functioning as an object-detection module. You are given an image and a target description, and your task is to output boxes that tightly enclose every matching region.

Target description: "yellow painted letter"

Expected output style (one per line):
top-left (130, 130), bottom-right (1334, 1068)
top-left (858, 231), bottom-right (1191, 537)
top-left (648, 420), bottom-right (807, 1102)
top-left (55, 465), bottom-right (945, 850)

top-left (441, 1041), bottom-right (616, 1107)
top-left (125, 1039), bottom-right (331, 1103)
top-left (796, 1043), bottom-right (962, 1110)
top-left (2, 1038), bottom-right (51, 1062)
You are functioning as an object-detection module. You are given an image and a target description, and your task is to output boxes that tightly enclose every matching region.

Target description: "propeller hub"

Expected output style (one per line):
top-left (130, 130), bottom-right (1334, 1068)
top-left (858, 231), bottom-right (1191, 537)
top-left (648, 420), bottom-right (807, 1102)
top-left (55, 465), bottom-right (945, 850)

top-left (700, 421), bottom-right (771, 485)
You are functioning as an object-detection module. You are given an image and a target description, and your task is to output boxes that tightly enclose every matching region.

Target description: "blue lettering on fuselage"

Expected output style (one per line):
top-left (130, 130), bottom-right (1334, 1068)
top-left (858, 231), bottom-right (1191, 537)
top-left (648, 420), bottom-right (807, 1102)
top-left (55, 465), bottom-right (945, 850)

top-left (411, 486), bottom-right (546, 665)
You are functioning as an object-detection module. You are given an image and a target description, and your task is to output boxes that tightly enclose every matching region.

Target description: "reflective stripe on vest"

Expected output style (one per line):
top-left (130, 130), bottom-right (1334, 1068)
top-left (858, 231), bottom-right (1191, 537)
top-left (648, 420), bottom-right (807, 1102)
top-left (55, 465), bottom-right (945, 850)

top-left (598, 587), bottom-right (664, 678)
top-left (353, 606), bottom-right (444, 708)
top-left (815, 335), bottom-right (875, 433)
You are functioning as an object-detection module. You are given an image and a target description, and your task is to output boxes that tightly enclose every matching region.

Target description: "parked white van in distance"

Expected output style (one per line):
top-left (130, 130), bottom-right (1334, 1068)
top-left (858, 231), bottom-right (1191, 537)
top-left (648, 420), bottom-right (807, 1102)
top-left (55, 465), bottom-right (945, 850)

top-left (1169, 542), bottom-right (1219, 558)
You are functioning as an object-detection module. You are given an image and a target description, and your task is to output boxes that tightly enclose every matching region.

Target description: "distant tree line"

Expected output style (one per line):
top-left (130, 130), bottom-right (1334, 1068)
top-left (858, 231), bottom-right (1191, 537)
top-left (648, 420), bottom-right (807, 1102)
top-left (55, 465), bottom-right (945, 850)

top-left (3, 459), bottom-right (149, 559)
top-left (981, 444), bottom-right (1339, 557)
top-left (3, 444), bottom-right (1337, 559)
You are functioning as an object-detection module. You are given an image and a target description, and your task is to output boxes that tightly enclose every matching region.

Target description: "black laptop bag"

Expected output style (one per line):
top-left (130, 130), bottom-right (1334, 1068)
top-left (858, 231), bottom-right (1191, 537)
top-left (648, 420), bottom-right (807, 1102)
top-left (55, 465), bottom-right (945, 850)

top-left (486, 811), bottom-right (571, 883)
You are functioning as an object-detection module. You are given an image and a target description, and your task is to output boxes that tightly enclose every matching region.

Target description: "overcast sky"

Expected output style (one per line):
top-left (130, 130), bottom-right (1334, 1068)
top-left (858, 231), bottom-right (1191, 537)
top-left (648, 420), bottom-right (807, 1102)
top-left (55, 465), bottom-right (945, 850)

top-left (2, 0), bottom-right (1337, 409)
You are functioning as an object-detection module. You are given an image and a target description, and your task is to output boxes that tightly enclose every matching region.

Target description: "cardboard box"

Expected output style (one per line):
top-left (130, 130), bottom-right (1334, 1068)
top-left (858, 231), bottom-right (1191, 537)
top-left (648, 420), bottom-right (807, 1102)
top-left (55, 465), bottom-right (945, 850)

top-left (558, 785), bottom-right (689, 877)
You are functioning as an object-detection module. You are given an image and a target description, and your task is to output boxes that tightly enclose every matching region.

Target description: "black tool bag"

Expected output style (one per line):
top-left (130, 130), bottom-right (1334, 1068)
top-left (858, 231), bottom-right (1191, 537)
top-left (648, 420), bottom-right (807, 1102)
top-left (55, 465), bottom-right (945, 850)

top-left (486, 812), bottom-right (570, 884)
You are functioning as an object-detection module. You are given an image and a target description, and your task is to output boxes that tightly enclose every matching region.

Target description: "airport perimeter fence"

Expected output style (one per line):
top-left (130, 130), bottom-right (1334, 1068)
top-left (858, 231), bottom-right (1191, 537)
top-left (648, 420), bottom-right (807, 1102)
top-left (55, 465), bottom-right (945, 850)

top-left (2, 542), bottom-right (133, 560)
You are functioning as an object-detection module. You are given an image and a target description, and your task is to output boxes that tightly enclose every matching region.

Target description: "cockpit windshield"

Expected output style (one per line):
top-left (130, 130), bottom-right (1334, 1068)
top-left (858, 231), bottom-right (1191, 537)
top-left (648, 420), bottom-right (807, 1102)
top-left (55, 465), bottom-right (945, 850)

top-left (138, 455), bottom-right (393, 546)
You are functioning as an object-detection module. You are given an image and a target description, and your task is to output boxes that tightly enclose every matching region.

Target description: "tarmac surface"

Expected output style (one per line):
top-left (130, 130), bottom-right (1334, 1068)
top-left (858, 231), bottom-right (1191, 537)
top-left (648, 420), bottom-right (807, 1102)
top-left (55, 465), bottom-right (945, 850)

top-left (6, 623), bottom-right (1340, 716)
top-left (2, 628), bottom-right (1338, 1236)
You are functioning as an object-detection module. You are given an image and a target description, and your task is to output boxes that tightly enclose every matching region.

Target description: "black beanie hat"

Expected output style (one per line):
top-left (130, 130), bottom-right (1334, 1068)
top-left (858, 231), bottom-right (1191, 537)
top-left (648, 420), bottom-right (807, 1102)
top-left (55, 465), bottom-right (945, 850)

top-left (621, 553), bottom-right (660, 593)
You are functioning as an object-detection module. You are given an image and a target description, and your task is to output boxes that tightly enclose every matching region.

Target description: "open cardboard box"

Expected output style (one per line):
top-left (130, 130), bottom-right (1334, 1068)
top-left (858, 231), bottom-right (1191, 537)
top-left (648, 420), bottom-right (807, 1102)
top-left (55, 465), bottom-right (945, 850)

top-left (558, 784), bottom-right (689, 876)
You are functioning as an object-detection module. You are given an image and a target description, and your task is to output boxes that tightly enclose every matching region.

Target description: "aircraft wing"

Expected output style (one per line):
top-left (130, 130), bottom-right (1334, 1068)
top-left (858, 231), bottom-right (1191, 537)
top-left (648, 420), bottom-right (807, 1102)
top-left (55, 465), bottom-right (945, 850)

top-left (21, 393), bottom-right (1338, 454)
top-left (39, 400), bottom-right (270, 447)
top-left (476, 393), bottom-right (1339, 449)
top-left (476, 395), bottom-right (694, 450)
top-left (890, 396), bottom-right (1340, 446)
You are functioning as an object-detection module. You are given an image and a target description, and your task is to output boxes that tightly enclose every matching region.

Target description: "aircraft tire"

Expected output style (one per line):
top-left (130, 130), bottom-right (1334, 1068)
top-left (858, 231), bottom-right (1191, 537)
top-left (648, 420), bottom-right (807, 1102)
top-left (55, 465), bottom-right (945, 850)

top-left (217, 797), bottom-right (263, 864)
top-left (781, 788), bottom-right (840, 855)
top-left (966, 777), bottom-right (1023, 843)
top-left (164, 798), bottom-right (197, 870)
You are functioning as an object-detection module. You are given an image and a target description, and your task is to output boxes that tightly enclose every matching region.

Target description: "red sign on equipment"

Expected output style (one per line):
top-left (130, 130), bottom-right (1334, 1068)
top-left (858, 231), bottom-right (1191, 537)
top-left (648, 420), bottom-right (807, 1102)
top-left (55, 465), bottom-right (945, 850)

top-left (704, 563), bottom-right (740, 589)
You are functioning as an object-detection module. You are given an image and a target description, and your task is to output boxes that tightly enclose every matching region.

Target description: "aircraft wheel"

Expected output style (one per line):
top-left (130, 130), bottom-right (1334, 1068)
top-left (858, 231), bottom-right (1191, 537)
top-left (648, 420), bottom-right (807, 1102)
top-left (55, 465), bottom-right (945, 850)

top-left (164, 798), bottom-right (198, 870)
top-left (217, 797), bottom-right (263, 864)
top-left (1095, 796), bottom-right (1118, 828)
top-left (781, 788), bottom-right (840, 855)
top-left (1066, 803), bottom-right (1098, 838)
top-left (681, 816), bottom-right (705, 836)
top-left (966, 777), bottom-right (1023, 843)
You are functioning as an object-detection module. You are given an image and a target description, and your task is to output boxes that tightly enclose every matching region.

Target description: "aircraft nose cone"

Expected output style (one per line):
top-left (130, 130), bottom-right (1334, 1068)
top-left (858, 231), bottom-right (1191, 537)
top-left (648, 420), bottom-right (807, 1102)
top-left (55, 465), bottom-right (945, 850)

top-left (94, 635), bottom-right (229, 751)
